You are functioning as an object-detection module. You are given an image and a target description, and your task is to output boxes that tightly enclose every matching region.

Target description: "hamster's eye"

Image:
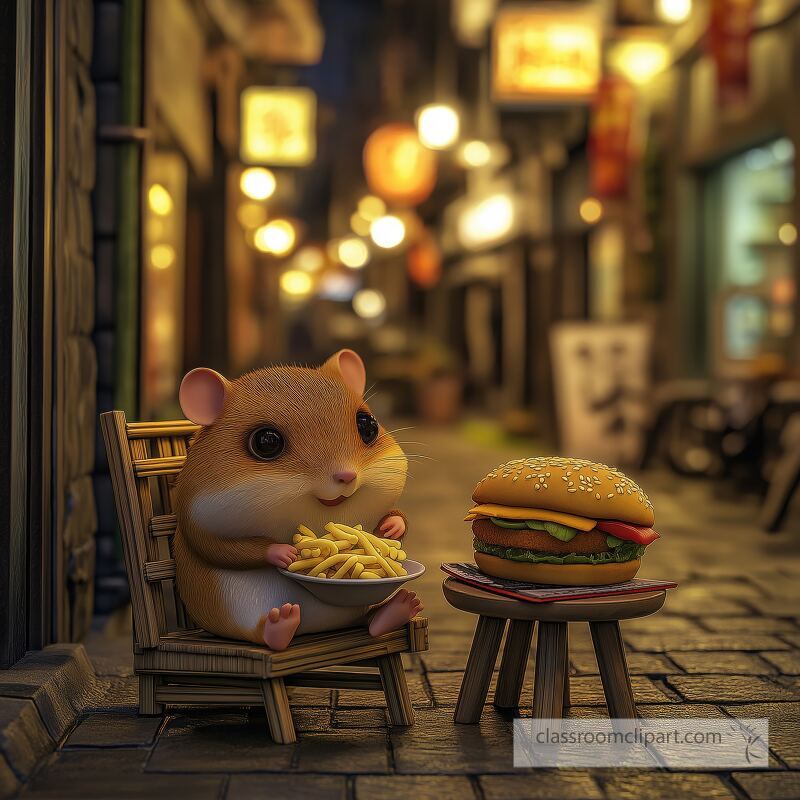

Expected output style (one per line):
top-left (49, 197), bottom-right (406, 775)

top-left (248, 427), bottom-right (285, 461)
top-left (356, 411), bottom-right (379, 445)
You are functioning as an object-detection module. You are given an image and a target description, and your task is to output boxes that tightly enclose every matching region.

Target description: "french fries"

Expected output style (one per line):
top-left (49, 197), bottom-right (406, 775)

top-left (288, 523), bottom-right (408, 579)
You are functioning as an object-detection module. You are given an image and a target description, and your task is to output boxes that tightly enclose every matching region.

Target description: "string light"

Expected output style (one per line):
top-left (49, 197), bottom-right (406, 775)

top-left (352, 288), bottom-right (386, 319)
top-left (357, 195), bottom-right (386, 220)
top-left (150, 244), bottom-right (176, 270)
top-left (240, 167), bottom-right (277, 200)
top-left (416, 104), bottom-right (460, 150)
top-left (148, 184), bottom-right (173, 216)
top-left (254, 219), bottom-right (296, 255)
top-left (294, 246), bottom-right (325, 272)
top-left (280, 270), bottom-right (313, 297)
top-left (337, 237), bottom-right (370, 269)
top-left (370, 215), bottom-right (406, 249)
top-left (579, 197), bottom-right (603, 224)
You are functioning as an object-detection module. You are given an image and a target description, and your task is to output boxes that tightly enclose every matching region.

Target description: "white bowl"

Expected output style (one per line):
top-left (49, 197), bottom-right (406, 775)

top-left (279, 559), bottom-right (426, 607)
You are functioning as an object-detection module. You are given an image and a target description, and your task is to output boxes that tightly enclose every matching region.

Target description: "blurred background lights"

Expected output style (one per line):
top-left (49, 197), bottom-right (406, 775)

top-left (237, 202), bottom-right (267, 229)
top-left (294, 246), bottom-right (325, 272)
top-left (657, 0), bottom-right (692, 24)
top-left (461, 140), bottom-right (492, 168)
top-left (609, 40), bottom-right (670, 85)
top-left (148, 184), bottom-right (173, 216)
top-left (458, 193), bottom-right (514, 250)
top-left (778, 222), bottom-right (797, 246)
top-left (357, 195), bottom-right (386, 220)
top-left (579, 196), bottom-right (604, 224)
top-left (370, 214), bottom-right (406, 248)
top-left (280, 269), bottom-right (313, 297)
top-left (240, 167), bottom-right (277, 200)
top-left (337, 237), bottom-right (370, 268)
top-left (350, 212), bottom-right (372, 236)
top-left (352, 288), bottom-right (386, 319)
top-left (416, 103), bottom-right (460, 150)
top-left (150, 244), bottom-right (176, 270)
top-left (254, 219), bottom-right (296, 255)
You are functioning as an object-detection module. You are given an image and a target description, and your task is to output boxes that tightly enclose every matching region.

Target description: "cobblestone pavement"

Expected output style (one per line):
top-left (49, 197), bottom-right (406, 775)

top-left (19, 426), bottom-right (800, 799)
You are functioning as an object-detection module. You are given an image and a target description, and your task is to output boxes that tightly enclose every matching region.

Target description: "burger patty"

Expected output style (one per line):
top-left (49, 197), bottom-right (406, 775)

top-left (472, 518), bottom-right (610, 554)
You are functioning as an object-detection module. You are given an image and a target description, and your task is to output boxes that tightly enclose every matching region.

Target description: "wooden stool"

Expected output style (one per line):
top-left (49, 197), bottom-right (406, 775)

top-left (443, 578), bottom-right (666, 723)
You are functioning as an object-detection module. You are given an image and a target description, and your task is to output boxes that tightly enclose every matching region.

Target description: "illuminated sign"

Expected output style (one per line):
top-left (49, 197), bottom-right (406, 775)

top-left (492, 5), bottom-right (602, 104)
top-left (240, 86), bottom-right (316, 166)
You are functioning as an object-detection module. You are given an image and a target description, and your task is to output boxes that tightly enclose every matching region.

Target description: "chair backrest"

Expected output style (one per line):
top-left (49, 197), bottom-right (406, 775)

top-left (100, 410), bottom-right (200, 649)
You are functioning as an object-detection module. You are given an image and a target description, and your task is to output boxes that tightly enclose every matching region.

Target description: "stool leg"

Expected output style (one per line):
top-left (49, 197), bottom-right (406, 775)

top-left (455, 615), bottom-right (506, 724)
top-left (261, 678), bottom-right (296, 743)
top-left (563, 626), bottom-right (571, 713)
top-left (532, 622), bottom-right (568, 719)
top-left (589, 621), bottom-right (637, 719)
top-left (138, 674), bottom-right (163, 715)
top-left (494, 619), bottom-right (535, 710)
top-left (378, 653), bottom-right (414, 726)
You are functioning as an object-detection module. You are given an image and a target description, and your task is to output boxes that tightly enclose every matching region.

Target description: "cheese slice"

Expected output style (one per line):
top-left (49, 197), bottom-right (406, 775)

top-left (464, 503), bottom-right (597, 531)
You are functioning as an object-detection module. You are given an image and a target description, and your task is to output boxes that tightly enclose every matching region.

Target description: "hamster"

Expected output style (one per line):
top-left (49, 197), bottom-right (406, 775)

top-left (173, 349), bottom-right (422, 650)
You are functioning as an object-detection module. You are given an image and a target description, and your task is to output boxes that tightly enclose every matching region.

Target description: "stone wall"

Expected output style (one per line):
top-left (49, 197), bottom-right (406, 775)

top-left (61, 0), bottom-right (98, 642)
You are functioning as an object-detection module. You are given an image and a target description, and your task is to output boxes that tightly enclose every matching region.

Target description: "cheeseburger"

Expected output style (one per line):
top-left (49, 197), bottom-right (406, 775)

top-left (466, 456), bottom-right (659, 586)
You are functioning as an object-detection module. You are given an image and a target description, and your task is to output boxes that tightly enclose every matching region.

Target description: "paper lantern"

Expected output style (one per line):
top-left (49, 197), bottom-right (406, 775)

top-left (363, 123), bottom-right (437, 207)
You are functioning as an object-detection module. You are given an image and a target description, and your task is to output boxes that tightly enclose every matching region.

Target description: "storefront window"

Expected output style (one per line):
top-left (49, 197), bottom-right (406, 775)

top-left (712, 137), bottom-right (795, 372)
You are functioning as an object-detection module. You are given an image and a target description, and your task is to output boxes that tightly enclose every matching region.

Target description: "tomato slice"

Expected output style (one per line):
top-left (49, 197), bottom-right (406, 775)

top-left (596, 520), bottom-right (660, 545)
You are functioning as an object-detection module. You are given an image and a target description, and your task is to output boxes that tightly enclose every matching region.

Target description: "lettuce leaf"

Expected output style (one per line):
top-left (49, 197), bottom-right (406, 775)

top-left (473, 537), bottom-right (645, 565)
top-left (489, 516), bottom-right (578, 542)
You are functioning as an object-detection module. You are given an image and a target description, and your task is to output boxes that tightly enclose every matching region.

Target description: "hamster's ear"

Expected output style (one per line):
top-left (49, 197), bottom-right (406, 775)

top-left (179, 368), bottom-right (230, 426)
top-left (323, 349), bottom-right (366, 397)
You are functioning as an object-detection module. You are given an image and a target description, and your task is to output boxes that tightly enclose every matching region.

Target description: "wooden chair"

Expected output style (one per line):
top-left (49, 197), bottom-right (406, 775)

top-left (442, 578), bottom-right (665, 723)
top-left (100, 411), bottom-right (428, 743)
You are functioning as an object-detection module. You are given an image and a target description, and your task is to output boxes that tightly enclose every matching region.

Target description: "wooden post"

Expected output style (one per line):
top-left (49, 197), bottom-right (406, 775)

top-left (532, 621), bottom-right (568, 719)
top-left (494, 619), bottom-right (534, 710)
top-left (378, 653), bottom-right (414, 726)
top-left (454, 615), bottom-right (505, 723)
top-left (590, 621), bottom-right (637, 718)
top-left (261, 678), bottom-right (296, 744)
top-left (139, 674), bottom-right (163, 715)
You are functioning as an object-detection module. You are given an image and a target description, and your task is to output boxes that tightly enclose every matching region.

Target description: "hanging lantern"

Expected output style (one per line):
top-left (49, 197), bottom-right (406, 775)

top-left (407, 229), bottom-right (442, 289)
top-left (363, 123), bottom-right (437, 207)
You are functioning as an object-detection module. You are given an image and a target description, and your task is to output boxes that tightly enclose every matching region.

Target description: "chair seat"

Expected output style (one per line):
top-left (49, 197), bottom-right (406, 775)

top-left (135, 618), bottom-right (428, 679)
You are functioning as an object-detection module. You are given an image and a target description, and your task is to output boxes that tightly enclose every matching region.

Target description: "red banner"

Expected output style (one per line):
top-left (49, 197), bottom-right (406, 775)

top-left (708, 0), bottom-right (756, 108)
top-left (589, 76), bottom-right (635, 199)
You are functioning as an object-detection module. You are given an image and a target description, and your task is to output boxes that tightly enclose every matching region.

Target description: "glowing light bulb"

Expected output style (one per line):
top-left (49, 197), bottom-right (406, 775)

top-left (280, 269), bottom-right (313, 297)
top-left (778, 222), bottom-right (797, 246)
top-left (357, 195), bottom-right (386, 221)
top-left (461, 140), bottom-right (492, 168)
top-left (254, 219), bottom-right (296, 255)
top-left (657, 0), bottom-right (692, 23)
top-left (579, 197), bottom-right (603, 224)
top-left (609, 40), bottom-right (670, 85)
top-left (352, 288), bottom-right (386, 319)
top-left (294, 246), bottom-right (325, 273)
top-left (240, 167), bottom-right (277, 201)
top-left (458, 194), bottom-right (514, 250)
top-left (150, 244), bottom-right (176, 270)
top-left (148, 184), bottom-right (173, 216)
top-left (370, 215), bottom-right (406, 249)
top-left (337, 237), bottom-right (370, 269)
top-left (416, 104), bottom-right (460, 150)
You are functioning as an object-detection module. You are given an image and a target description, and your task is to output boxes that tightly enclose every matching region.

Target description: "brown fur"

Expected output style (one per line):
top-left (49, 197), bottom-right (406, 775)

top-left (173, 359), bottom-right (408, 643)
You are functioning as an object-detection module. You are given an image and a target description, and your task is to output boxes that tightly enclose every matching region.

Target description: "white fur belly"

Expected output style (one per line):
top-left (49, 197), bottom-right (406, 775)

top-left (217, 568), bottom-right (368, 635)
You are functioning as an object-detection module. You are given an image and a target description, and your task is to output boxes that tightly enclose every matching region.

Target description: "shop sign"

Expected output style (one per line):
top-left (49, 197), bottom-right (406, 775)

top-left (589, 76), bottom-right (635, 198)
top-left (708, 0), bottom-right (756, 108)
top-left (492, 4), bottom-right (602, 104)
top-left (240, 86), bottom-right (317, 166)
top-left (363, 123), bottom-right (437, 207)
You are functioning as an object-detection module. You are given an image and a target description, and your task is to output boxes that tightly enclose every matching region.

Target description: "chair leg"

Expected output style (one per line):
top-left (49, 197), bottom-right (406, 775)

top-left (563, 625), bottom-right (571, 713)
top-left (378, 653), bottom-right (414, 726)
top-left (589, 621), bottom-right (637, 719)
top-left (494, 619), bottom-right (534, 710)
top-left (261, 678), bottom-right (296, 744)
top-left (138, 674), bottom-right (163, 715)
top-left (454, 615), bottom-right (506, 724)
top-left (532, 621), bottom-right (568, 719)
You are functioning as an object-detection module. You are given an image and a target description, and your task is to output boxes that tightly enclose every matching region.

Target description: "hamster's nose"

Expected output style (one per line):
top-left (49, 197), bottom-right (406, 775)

top-left (333, 470), bottom-right (357, 485)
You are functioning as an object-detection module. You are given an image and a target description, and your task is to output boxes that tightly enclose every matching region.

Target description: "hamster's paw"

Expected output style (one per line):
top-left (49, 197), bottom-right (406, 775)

top-left (263, 603), bottom-right (301, 651)
top-left (368, 589), bottom-right (423, 637)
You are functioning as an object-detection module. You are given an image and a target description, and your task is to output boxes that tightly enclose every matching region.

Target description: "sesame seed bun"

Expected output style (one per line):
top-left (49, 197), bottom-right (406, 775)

top-left (472, 456), bottom-right (655, 528)
top-left (474, 551), bottom-right (641, 586)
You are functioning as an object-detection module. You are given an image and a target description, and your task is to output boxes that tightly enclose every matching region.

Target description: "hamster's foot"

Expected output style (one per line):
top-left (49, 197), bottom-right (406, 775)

top-left (263, 603), bottom-right (301, 651)
top-left (368, 589), bottom-right (423, 637)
